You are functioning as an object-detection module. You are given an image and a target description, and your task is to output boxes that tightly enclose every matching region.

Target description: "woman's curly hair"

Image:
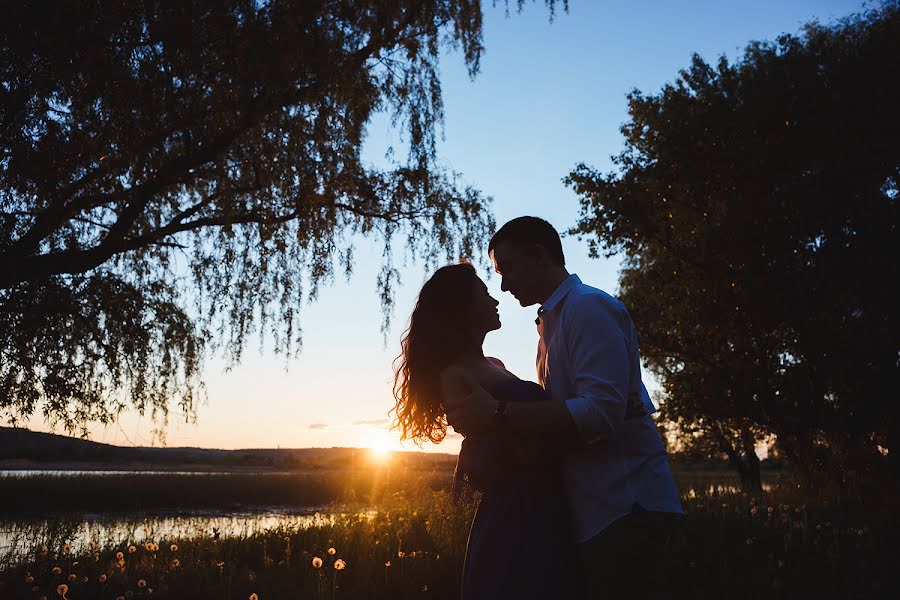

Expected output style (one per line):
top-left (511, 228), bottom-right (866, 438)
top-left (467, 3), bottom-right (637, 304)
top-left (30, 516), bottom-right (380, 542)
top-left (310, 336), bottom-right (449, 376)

top-left (391, 262), bottom-right (481, 444)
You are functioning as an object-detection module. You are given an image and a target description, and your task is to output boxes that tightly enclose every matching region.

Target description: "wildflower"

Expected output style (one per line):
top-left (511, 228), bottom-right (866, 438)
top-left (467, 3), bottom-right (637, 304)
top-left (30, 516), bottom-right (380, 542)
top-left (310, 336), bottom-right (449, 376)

top-left (857, 529), bottom-right (865, 536)
top-left (138, 579), bottom-right (147, 589)
top-left (170, 544), bottom-right (178, 552)
top-left (327, 547), bottom-right (336, 555)
top-left (42, 545), bottom-right (49, 555)
top-left (750, 506), bottom-right (759, 516)
top-left (249, 594), bottom-right (259, 600)
top-left (385, 561), bottom-right (391, 567)
top-left (81, 576), bottom-right (89, 584)
top-left (128, 545), bottom-right (137, 554)
top-left (99, 574), bottom-right (108, 583)
top-left (334, 559), bottom-right (346, 570)
top-left (767, 506), bottom-right (774, 514)
top-left (94, 552), bottom-right (100, 562)
top-left (216, 561), bottom-right (225, 569)
top-left (171, 559), bottom-right (180, 568)
top-left (52, 566), bottom-right (62, 575)
top-left (26, 576), bottom-right (34, 584)
top-left (88, 541), bottom-right (97, 551)
top-left (68, 573), bottom-right (76, 582)
top-left (311, 557), bottom-right (323, 569)
top-left (116, 551), bottom-right (124, 560)
top-left (778, 560), bottom-right (785, 568)
top-left (116, 597), bottom-right (125, 600)
top-left (56, 584), bottom-right (68, 598)
top-left (746, 538), bottom-right (753, 545)
top-left (421, 585), bottom-right (428, 592)
top-left (397, 551), bottom-right (406, 558)
top-left (63, 544), bottom-right (72, 554)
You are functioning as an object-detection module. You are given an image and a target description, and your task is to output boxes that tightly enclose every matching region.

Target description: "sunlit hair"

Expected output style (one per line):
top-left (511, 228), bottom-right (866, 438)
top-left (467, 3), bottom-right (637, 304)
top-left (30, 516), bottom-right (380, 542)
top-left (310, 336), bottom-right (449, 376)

top-left (392, 261), bottom-right (481, 444)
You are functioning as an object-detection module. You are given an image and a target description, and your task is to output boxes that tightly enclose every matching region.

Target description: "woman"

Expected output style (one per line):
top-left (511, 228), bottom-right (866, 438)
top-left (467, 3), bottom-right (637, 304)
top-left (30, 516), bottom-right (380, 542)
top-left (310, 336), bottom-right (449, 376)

top-left (392, 262), bottom-right (576, 599)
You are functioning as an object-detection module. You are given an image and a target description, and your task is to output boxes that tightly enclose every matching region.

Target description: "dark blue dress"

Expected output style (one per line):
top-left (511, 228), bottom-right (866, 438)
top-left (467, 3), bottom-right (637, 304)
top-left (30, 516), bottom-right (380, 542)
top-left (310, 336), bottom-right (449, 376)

top-left (455, 378), bottom-right (577, 599)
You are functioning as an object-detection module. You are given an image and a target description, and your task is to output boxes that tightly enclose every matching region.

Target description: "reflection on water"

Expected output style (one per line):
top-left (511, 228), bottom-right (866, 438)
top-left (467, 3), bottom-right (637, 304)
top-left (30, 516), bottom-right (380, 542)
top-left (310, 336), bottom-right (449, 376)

top-left (0, 470), bottom-right (291, 478)
top-left (0, 507), bottom-right (342, 567)
top-left (682, 481), bottom-right (774, 499)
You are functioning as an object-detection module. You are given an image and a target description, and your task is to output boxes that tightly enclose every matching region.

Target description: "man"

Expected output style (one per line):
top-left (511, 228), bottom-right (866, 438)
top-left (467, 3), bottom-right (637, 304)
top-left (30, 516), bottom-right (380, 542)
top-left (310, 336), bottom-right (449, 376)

top-left (444, 216), bottom-right (683, 599)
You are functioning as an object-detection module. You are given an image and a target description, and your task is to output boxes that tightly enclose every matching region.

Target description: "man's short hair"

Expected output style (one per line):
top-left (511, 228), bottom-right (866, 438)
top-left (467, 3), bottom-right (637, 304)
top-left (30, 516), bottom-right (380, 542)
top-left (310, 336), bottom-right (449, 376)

top-left (488, 216), bottom-right (565, 267)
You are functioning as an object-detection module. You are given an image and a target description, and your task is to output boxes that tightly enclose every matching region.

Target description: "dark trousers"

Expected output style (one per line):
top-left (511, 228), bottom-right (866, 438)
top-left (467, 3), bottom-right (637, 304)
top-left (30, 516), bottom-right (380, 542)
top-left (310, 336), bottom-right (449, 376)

top-left (576, 506), bottom-right (678, 600)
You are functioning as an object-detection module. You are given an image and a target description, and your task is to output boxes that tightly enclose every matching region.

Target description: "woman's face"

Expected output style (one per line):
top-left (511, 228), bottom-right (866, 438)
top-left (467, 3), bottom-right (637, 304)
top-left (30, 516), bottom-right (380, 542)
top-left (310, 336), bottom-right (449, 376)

top-left (469, 276), bottom-right (501, 335)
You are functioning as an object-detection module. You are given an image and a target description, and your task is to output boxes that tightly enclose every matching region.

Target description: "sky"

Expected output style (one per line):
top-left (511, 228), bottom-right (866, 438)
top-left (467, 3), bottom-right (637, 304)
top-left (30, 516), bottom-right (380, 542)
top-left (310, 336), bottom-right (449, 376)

top-left (27, 0), bottom-right (867, 454)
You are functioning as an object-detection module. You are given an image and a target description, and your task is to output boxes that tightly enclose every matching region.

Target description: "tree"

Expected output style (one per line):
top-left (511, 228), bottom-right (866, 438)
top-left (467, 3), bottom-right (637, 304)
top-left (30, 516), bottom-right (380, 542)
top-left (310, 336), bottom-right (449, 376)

top-left (0, 0), bottom-right (563, 436)
top-left (567, 4), bottom-right (900, 489)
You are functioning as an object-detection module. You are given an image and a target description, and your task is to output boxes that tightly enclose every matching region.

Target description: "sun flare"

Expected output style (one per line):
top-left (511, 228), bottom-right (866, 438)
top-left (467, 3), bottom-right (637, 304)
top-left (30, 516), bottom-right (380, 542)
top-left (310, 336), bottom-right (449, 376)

top-left (367, 436), bottom-right (393, 462)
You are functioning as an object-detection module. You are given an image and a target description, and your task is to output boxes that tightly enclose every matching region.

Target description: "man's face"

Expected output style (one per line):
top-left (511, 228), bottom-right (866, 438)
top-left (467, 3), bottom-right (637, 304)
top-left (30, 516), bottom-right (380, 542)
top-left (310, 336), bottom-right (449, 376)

top-left (490, 242), bottom-right (543, 307)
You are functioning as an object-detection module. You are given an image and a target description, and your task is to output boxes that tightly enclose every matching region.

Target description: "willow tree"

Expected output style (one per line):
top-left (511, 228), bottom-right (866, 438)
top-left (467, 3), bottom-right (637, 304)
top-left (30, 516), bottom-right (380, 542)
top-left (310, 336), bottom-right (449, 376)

top-left (0, 0), bottom-right (564, 435)
top-left (568, 4), bottom-right (900, 488)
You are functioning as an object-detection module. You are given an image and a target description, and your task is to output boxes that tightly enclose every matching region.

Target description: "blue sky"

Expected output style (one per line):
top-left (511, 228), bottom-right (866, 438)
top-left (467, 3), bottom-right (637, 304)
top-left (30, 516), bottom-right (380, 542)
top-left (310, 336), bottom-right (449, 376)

top-left (30, 0), bottom-right (867, 452)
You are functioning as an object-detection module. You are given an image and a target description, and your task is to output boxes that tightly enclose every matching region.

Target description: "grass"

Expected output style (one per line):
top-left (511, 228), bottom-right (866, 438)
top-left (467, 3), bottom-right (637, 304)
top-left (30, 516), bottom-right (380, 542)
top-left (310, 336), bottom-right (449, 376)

top-left (0, 466), bottom-right (897, 599)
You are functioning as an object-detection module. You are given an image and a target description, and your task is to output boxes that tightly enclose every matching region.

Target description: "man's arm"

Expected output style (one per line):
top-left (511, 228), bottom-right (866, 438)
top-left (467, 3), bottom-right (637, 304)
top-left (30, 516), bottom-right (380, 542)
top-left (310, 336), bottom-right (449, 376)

top-left (442, 357), bottom-right (577, 436)
top-left (560, 294), bottom-right (631, 444)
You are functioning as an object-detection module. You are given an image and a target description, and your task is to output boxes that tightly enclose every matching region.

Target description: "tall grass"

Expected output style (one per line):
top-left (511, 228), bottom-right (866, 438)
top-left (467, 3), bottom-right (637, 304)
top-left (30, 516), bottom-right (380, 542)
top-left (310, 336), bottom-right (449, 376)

top-left (0, 467), bottom-right (896, 599)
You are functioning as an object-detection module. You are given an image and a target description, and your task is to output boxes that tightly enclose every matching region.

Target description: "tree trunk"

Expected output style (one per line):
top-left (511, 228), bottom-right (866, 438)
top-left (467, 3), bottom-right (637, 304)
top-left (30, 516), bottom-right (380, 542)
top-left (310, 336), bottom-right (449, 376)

top-left (714, 424), bottom-right (763, 493)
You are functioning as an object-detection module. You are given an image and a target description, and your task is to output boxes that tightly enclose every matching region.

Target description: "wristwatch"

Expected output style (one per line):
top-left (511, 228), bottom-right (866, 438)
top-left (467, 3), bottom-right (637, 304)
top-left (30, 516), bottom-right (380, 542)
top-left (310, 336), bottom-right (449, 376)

top-left (493, 399), bottom-right (509, 431)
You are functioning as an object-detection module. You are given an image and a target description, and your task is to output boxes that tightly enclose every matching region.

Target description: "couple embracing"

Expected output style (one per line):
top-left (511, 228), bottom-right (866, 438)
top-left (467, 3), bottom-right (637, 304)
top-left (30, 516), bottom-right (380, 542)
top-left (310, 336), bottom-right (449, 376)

top-left (392, 217), bottom-right (683, 599)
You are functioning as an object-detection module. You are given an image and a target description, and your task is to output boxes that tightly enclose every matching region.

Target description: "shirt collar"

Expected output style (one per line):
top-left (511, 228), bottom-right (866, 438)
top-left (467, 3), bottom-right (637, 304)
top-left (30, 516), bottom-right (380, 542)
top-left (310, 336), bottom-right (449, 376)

top-left (538, 273), bottom-right (581, 316)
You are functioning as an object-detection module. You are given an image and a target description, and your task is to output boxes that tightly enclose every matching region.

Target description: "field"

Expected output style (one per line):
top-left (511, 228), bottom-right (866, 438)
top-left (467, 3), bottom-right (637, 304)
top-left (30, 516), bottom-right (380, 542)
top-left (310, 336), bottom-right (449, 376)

top-left (0, 462), bottom-right (896, 600)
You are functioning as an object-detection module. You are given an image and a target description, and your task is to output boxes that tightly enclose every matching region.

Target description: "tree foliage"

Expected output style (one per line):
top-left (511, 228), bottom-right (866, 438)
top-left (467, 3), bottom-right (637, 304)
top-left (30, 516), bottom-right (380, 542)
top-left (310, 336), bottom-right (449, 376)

top-left (0, 0), bottom-right (563, 435)
top-left (568, 4), bottom-right (900, 486)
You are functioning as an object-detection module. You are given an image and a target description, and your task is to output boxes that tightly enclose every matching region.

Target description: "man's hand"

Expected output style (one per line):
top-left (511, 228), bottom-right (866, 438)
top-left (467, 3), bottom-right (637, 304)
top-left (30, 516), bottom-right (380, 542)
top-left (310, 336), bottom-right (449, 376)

top-left (440, 368), bottom-right (498, 435)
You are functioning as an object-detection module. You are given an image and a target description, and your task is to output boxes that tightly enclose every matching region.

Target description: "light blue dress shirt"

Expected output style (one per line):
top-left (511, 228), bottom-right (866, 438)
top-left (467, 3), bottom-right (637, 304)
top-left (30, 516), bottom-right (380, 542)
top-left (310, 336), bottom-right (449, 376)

top-left (536, 274), bottom-right (683, 543)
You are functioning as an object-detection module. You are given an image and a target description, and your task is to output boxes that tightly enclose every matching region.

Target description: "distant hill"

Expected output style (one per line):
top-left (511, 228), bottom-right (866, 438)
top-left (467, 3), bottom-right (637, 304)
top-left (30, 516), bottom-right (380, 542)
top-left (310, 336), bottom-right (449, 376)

top-left (0, 427), bottom-right (456, 471)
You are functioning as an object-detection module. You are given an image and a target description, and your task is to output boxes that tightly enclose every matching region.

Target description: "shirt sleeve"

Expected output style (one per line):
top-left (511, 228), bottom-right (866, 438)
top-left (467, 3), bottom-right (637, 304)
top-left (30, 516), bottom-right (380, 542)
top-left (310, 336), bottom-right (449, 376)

top-left (562, 293), bottom-right (632, 445)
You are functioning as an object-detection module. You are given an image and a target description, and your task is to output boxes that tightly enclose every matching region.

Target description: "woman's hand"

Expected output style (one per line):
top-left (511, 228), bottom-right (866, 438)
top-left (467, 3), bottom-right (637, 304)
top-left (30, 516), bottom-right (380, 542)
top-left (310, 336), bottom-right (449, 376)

top-left (441, 367), bottom-right (498, 435)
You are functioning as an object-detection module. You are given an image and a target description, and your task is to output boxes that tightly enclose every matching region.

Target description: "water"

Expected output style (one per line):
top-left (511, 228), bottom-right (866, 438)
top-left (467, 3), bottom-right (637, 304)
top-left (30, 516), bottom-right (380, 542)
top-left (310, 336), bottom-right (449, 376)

top-left (0, 508), bottom-right (340, 567)
top-left (0, 470), bottom-right (294, 478)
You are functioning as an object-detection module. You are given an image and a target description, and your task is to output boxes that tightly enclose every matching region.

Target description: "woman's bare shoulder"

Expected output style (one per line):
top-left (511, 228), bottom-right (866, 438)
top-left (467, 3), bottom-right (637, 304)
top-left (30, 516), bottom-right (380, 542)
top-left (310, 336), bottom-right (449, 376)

top-left (485, 356), bottom-right (506, 369)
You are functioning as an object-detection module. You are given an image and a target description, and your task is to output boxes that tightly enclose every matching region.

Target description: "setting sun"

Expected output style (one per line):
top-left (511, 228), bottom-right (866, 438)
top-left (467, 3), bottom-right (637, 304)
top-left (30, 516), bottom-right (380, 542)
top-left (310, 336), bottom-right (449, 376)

top-left (367, 436), bottom-right (394, 462)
